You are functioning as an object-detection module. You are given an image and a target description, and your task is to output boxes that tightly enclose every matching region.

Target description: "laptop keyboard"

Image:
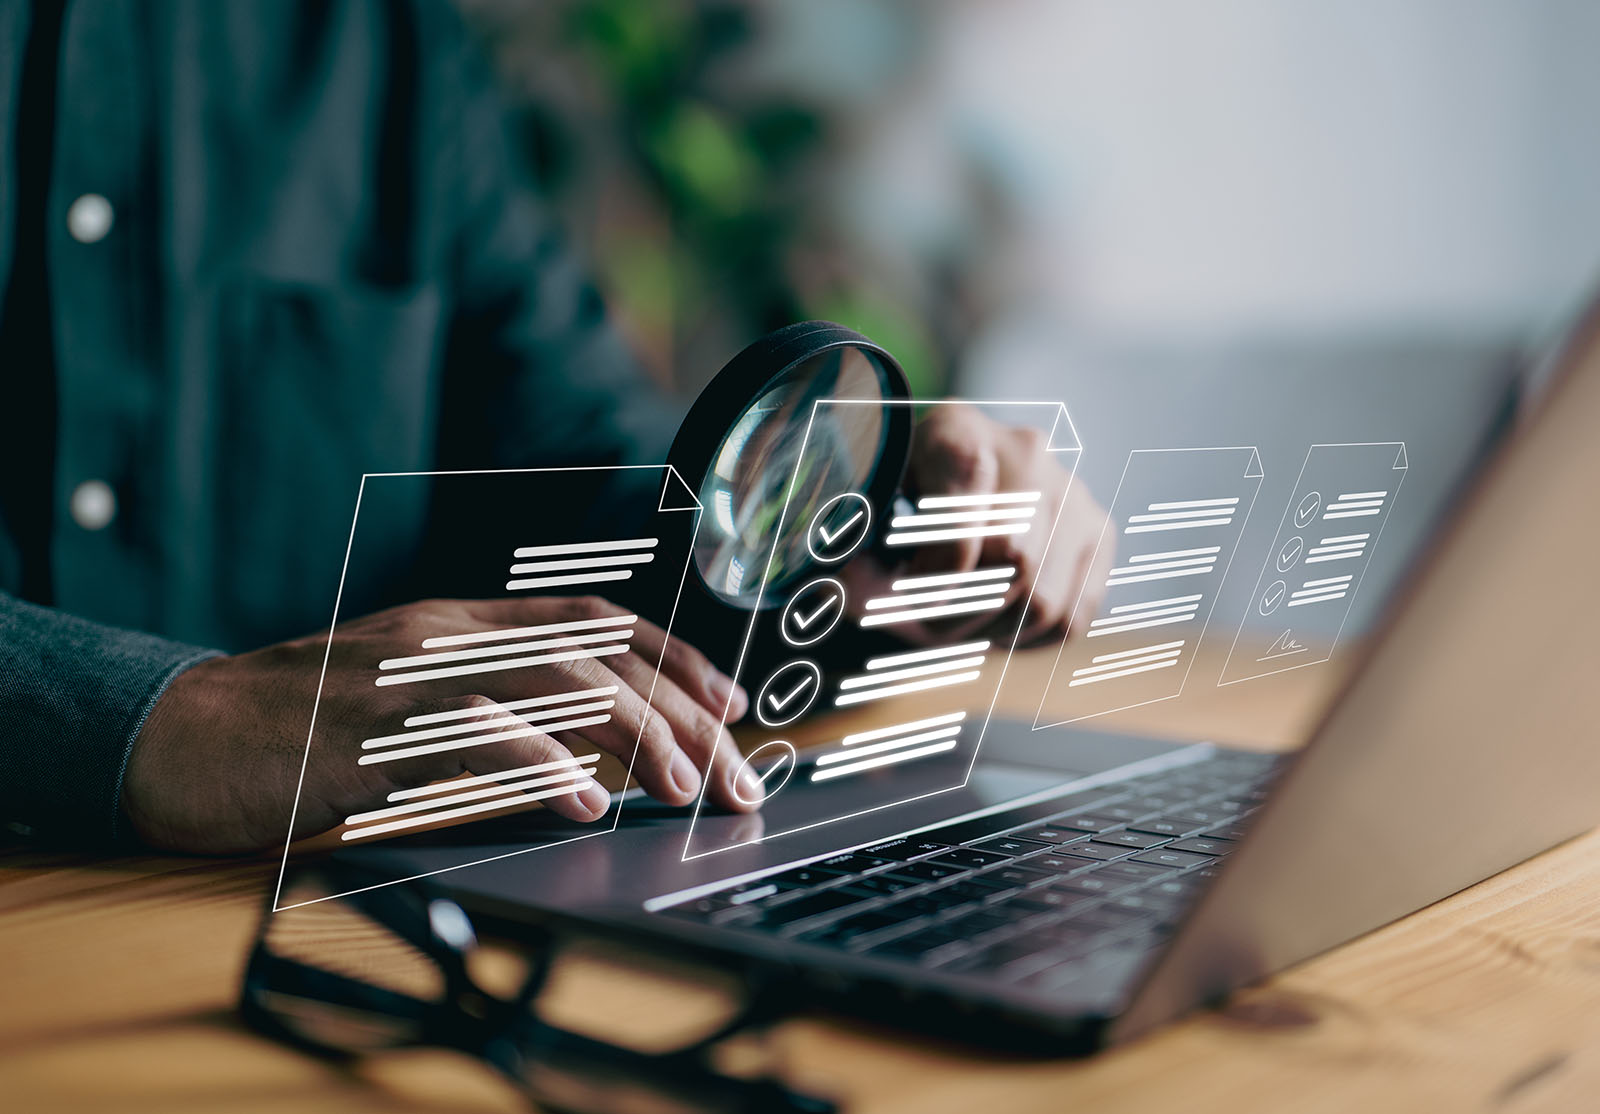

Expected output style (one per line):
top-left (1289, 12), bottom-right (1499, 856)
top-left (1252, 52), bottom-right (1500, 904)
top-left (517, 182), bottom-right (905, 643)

top-left (656, 748), bottom-right (1282, 992)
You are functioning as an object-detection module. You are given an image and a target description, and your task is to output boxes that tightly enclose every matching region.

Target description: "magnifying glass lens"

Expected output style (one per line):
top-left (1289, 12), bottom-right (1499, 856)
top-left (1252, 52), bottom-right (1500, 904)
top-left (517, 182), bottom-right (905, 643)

top-left (693, 344), bottom-right (895, 607)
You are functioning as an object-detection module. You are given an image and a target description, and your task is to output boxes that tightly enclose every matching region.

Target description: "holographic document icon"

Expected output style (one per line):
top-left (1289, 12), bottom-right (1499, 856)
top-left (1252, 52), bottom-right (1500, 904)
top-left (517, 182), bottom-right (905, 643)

top-left (1035, 446), bottom-right (1263, 727)
top-left (1216, 438), bottom-right (1408, 681)
top-left (1219, 442), bottom-right (1408, 684)
top-left (275, 465), bottom-right (702, 910)
top-left (682, 400), bottom-right (1082, 861)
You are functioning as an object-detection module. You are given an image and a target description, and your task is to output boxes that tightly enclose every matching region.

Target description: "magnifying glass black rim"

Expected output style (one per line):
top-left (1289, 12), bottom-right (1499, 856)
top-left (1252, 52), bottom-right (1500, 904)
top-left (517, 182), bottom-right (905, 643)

top-left (668, 320), bottom-right (913, 610)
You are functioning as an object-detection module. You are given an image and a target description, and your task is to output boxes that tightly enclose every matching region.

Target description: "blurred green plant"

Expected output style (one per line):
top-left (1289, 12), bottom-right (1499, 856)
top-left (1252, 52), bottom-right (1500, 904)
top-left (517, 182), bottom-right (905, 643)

top-left (462, 0), bottom-right (954, 398)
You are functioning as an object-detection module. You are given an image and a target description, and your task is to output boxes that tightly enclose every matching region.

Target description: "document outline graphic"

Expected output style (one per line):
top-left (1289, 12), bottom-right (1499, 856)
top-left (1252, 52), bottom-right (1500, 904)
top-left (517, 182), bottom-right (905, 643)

top-left (1218, 442), bottom-right (1408, 686)
top-left (1033, 446), bottom-right (1264, 729)
top-left (273, 465), bottom-right (704, 913)
top-left (680, 399), bottom-right (1083, 863)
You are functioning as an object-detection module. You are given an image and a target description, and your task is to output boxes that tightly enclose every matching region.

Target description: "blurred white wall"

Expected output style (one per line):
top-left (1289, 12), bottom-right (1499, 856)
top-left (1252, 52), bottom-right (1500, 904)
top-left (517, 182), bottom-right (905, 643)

top-left (924, 0), bottom-right (1600, 339)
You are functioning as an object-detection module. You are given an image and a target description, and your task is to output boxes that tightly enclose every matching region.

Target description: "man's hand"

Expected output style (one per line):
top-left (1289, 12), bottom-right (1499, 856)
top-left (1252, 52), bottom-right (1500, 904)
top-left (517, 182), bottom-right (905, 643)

top-left (844, 404), bottom-right (1110, 645)
top-left (122, 596), bottom-right (754, 853)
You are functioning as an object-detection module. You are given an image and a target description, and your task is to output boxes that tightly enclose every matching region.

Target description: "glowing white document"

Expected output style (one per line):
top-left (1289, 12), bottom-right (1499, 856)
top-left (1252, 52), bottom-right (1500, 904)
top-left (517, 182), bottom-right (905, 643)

top-left (1035, 446), bottom-right (1263, 727)
top-left (1219, 442), bottom-right (1408, 685)
top-left (275, 465), bottom-right (703, 910)
top-left (682, 400), bottom-right (1082, 862)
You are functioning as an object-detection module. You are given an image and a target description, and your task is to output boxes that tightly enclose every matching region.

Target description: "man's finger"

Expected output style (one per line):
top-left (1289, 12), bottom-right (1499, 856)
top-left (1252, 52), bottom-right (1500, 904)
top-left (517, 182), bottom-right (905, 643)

top-left (457, 651), bottom-right (698, 808)
top-left (610, 652), bottom-right (760, 812)
top-left (626, 614), bottom-right (748, 723)
top-left (906, 408), bottom-right (1000, 577)
top-left (458, 706), bottom-right (610, 822)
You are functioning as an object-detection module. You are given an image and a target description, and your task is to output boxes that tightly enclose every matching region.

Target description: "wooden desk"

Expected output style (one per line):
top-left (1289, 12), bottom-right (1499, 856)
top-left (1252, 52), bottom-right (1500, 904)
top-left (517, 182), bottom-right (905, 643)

top-left (5, 648), bottom-right (1599, 1112)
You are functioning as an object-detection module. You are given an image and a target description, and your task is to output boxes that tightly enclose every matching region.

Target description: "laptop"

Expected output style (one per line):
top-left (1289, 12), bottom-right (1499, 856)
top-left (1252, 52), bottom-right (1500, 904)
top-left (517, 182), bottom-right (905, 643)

top-left (352, 298), bottom-right (1600, 1052)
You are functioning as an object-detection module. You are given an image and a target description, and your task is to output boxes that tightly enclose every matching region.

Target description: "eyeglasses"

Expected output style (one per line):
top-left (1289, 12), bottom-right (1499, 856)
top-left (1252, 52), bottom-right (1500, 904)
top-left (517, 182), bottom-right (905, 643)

top-left (242, 863), bottom-right (835, 1113)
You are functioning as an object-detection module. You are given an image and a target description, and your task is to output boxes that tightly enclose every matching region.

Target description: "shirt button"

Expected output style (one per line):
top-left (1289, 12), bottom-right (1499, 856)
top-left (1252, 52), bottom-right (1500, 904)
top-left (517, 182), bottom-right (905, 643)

top-left (66, 193), bottom-right (114, 244)
top-left (70, 480), bottom-right (118, 531)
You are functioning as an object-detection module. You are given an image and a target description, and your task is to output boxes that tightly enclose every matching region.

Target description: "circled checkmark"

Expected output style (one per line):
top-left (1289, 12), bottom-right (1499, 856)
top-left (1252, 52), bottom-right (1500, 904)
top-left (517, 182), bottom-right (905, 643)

top-left (1294, 492), bottom-right (1321, 529)
top-left (766, 674), bottom-right (814, 713)
top-left (755, 660), bottom-right (823, 727)
top-left (781, 577), bottom-right (846, 647)
top-left (1260, 580), bottom-right (1287, 615)
top-left (807, 493), bottom-right (872, 564)
top-left (1277, 536), bottom-right (1304, 571)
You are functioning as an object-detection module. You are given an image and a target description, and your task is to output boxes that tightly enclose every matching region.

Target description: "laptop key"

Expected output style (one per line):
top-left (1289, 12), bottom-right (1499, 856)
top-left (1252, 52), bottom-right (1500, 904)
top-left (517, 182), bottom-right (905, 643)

top-left (761, 889), bottom-right (869, 928)
top-left (1126, 794), bottom-right (1183, 811)
top-left (864, 838), bottom-right (953, 861)
top-left (928, 848), bottom-right (1012, 870)
top-left (932, 880), bottom-right (1006, 906)
top-left (1205, 823), bottom-right (1251, 841)
top-left (1060, 904), bottom-right (1152, 931)
top-left (1108, 892), bottom-right (1183, 915)
top-left (818, 852), bottom-right (896, 873)
top-left (883, 860), bottom-right (967, 884)
top-left (944, 908), bottom-right (1015, 937)
top-left (869, 927), bottom-right (967, 962)
top-left (1160, 809), bottom-right (1233, 828)
top-left (1048, 814), bottom-right (1122, 832)
top-left (986, 865), bottom-right (1054, 889)
top-left (1092, 830), bottom-right (1171, 850)
top-left (1151, 876), bottom-right (1201, 895)
top-left (843, 875), bottom-right (918, 897)
top-left (1168, 837), bottom-right (1231, 856)
top-left (1014, 826), bottom-right (1095, 844)
top-left (1050, 874), bottom-right (1128, 897)
top-left (768, 866), bottom-right (850, 889)
top-left (1093, 861), bottom-right (1173, 883)
top-left (878, 894), bottom-right (947, 919)
top-left (1006, 889), bottom-right (1084, 913)
top-left (1130, 848), bottom-right (1216, 870)
top-left (1129, 818), bottom-right (1201, 837)
top-left (1031, 852), bottom-right (1094, 872)
top-left (1057, 841), bottom-right (1131, 863)
top-left (970, 836), bottom-right (1052, 857)
top-left (799, 910), bottom-right (902, 943)
top-left (929, 795), bottom-right (1102, 846)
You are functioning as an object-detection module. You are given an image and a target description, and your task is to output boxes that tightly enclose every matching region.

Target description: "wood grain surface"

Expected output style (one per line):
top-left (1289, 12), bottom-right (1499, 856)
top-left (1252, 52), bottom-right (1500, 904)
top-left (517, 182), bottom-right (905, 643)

top-left (4, 646), bottom-right (1598, 1112)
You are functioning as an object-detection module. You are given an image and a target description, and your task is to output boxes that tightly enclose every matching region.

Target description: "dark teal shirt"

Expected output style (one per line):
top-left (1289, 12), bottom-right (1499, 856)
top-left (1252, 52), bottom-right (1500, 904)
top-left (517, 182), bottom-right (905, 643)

top-left (0, 0), bottom-right (678, 843)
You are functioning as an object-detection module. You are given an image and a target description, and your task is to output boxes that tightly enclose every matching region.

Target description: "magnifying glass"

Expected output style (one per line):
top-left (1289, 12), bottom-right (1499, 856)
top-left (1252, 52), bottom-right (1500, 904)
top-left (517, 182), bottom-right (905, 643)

top-left (668, 321), bottom-right (913, 611)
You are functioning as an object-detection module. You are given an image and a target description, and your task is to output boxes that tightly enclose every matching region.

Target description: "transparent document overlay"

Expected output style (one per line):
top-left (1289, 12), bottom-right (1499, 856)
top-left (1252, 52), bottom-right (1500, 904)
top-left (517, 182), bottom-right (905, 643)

top-left (1219, 442), bottom-right (1408, 685)
top-left (682, 400), bottom-right (1082, 861)
top-left (275, 466), bottom-right (703, 910)
top-left (1034, 446), bottom-right (1263, 727)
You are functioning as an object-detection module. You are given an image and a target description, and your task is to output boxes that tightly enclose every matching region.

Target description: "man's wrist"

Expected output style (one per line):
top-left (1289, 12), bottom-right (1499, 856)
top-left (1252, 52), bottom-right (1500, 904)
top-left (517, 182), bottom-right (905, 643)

top-left (114, 651), bottom-right (227, 848)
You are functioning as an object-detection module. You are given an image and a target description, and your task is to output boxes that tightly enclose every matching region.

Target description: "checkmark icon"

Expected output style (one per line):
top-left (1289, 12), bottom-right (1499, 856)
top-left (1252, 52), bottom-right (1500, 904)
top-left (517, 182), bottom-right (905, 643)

top-left (806, 493), bottom-right (872, 564)
top-left (792, 593), bottom-right (839, 631)
top-left (1294, 492), bottom-right (1321, 529)
top-left (733, 740), bottom-right (799, 804)
top-left (818, 509), bottom-right (864, 547)
top-left (780, 577), bottom-right (846, 647)
top-left (1260, 580), bottom-right (1287, 615)
top-left (766, 674), bottom-right (815, 713)
top-left (755, 660), bottom-right (823, 727)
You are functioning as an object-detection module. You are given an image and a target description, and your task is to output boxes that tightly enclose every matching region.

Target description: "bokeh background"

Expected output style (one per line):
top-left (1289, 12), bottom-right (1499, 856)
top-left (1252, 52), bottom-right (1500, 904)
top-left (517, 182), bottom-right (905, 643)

top-left (461, 0), bottom-right (1600, 635)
